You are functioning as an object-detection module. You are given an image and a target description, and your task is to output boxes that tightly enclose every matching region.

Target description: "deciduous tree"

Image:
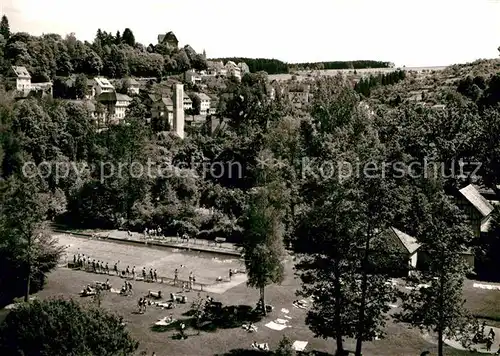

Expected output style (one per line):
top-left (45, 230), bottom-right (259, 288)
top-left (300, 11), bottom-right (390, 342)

top-left (241, 179), bottom-right (286, 315)
top-left (0, 299), bottom-right (139, 355)
top-left (396, 188), bottom-right (476, 356)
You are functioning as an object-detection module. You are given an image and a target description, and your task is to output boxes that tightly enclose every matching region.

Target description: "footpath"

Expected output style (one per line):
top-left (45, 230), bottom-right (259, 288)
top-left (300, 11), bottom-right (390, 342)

top-left (51, 226), bottom-right (241, 257)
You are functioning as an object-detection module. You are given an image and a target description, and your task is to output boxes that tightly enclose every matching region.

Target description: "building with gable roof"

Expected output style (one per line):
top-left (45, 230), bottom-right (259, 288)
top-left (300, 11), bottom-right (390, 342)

top-left (96, 91), bottom-right (132, 124)
top-left (9, 66), bottom-right (31, 92)
top-left (125, 78), bottom-right (140, 95)
top-left (455, 184), bottom-right (495, 267)
top-left (225, 61), bottom-right (241, 80)
top-left (93, 77), bottom-right (115, 97)
top-left (372, 227), bottom-right (421, 276)
top-left (151, 97), bottom-right (174, 125)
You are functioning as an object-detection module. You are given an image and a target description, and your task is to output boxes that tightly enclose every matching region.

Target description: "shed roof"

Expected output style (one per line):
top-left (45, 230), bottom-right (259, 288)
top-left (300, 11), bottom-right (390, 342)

top-left (390, 227), bottom-right (421, 254)
top-left (459, 184), bottom-right (494, 217)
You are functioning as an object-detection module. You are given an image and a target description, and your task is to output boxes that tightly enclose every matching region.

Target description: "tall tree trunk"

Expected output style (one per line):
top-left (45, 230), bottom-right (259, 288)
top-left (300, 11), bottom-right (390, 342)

top-left (260, 286), bottom-right (266, 316)
top-left (437, 264), bottom-right (445, 356)
top-left (355, 229), bottom-right (371, 356)
top-left (334, 259), bottom-right (345, 355)
top-left (437, 327), bottom-right (443, 356)
top-left (24, 234), bottom-right (32, 302)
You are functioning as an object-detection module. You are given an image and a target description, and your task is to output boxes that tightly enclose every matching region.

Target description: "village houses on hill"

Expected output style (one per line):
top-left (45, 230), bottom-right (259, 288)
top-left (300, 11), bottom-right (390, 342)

top-left (184, 59), bottom-right (250, 84)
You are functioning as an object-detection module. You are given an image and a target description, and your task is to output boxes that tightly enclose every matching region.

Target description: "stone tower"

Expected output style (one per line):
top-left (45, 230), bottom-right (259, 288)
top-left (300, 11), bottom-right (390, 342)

top-left (173, 84), bottom-right (185, 139)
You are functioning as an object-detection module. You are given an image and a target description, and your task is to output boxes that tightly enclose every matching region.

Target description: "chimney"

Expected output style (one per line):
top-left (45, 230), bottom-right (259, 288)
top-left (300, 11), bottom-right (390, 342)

top-left (173, 84), bottom-right (185, 139)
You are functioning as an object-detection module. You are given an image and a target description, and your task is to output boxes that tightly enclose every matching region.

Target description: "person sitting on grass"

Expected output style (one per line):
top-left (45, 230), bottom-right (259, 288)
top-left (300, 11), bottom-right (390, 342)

top-left (251, 341), bottom-right (269, 351)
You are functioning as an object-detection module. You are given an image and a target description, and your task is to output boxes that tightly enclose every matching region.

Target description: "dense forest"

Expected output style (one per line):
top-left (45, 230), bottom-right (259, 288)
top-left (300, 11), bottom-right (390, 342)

top-left (354, 69), bottom-right (406, 97)
top-left (210, 58), bottom-right (394, 75)
top-left (0, 17), bottom-right (206, 82)
top-left (291, 60), bottom-right (394, 71)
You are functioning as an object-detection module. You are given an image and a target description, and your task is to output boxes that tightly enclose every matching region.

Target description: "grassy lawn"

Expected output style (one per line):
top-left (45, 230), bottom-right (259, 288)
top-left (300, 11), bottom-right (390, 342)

top-left (3, 236), bottom-right (499, 355)
top-left (463, 279), bottom-right (500, 328)
top-left (2, 266), bottom-right (485, 356)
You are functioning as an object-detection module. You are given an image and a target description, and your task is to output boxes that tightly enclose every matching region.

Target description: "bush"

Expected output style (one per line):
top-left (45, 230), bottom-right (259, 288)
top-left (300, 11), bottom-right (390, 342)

top-left (0, 298), bottom-right (139, 356)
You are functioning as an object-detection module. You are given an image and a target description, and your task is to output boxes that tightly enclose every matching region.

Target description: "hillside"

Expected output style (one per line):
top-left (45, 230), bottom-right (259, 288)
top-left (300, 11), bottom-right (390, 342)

top-left (210, 58), bottom-right (394, 75)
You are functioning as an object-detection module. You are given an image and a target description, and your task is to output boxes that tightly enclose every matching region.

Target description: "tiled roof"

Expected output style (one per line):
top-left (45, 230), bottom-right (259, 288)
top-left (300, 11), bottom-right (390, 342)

top-left (390, 227), bottom-right (421, 254)
top-left (97, 92), bottom-right (117, 102)
top-left (196, 93), bottom-right (211, 101)
top-left (148, 93), bottom-right (159, 102)
top-left (160, 97), bottom-right (173, 106)
top-left (183, 97), bottom-right (192, 103)
top-left (125, 78), bottom-right (139, 85)
top-left (459, 184), bottom-right (494, 217)
top-left (116, 93), bottom-right (132, 102)
top-left (94, 77), bottom-right (114, 88)
top-left (12, 66), bottom-right (31, 78)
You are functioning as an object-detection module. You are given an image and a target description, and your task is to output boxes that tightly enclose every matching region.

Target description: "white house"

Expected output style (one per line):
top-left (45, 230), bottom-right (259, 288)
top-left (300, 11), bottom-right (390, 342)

top-left (238, 62), bottom-right (250, 75)
top-left (93, 77), bottom-right (115, 97)
top-left (10, 66), bottom-right (31, 92)
top-left (125, 78), bottom-right (140, 95)
top-left (225, 61), bottom-right (241, 80)
top-left (209, 100), bottom-right (217, 115)
top-left (151, 97), bottom-right (174, 125)
top-left (96, 91), bottom-right (132, 124)
top-left (195, 93), bottom-right (211, 115)
top-left (114, 93), bottom-right (132, 120)
top-left (183, 96), bottom-right (193, 110)
top-left (185, 70), bottom-right (202, 85)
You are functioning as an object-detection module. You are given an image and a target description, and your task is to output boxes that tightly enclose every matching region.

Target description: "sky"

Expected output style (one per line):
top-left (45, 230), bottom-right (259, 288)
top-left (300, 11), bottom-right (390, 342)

top-left (2, 0), bottom-right (500, 67)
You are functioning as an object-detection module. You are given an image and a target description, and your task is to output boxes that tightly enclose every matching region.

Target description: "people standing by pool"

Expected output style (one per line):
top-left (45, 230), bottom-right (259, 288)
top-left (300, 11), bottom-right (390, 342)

top-left (174, 269), bottom-right (178, 286)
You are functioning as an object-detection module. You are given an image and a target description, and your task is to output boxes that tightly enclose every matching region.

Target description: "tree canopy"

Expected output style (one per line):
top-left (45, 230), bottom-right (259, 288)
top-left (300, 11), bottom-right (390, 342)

top-left (0, 299), bottom-right (139, 356)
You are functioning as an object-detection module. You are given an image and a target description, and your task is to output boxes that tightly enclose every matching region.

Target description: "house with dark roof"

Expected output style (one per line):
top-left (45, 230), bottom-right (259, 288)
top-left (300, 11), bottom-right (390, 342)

top-left (96, 91), bottom-right (132, 124)
top-left (456, 184), bottom-right (495, 267)
top-left (151, 97), bottom-right (174, 125)
top-left (158, 31), bottom-right (179, 48)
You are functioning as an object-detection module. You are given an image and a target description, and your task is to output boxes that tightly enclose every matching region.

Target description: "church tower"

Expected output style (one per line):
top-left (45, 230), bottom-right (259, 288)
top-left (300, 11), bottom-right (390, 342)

top-left (173, 84), bottom-right (185, 139)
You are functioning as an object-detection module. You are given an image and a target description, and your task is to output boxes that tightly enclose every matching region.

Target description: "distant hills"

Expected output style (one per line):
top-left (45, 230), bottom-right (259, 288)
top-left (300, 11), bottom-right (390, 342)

top-left (209, 57), bottom-right (393, 75)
